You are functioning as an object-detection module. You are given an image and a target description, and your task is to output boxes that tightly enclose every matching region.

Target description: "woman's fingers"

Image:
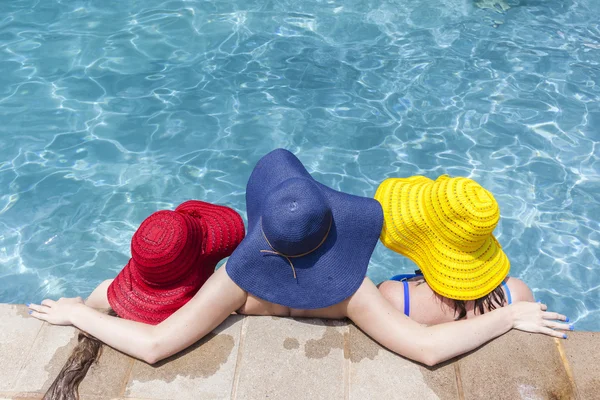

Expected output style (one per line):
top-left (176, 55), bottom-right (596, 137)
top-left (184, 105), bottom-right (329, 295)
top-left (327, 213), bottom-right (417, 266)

top-left (29, 304), bottom-right (49, 315)
top-left (542, 311), bottom-right (567, 321)
top-left (29, 310), bottom-right (49, 322)
top-left (41, 299), bottom-right (55, 307)
top-left (543, 320), bottom-right (572, 331)
top-left (539, 326), bottom-right (567, 339)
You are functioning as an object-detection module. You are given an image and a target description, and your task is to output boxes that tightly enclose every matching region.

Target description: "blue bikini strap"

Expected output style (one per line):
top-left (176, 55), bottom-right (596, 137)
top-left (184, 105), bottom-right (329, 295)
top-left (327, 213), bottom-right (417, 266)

top-left (502, 281), bottom-right (513, 305)
top-left (389, 273), bottom-right (423, 316)
top-left (390, 273), bottom-right (421, 281)
top-left (402, 280), bottom-right (410, 317)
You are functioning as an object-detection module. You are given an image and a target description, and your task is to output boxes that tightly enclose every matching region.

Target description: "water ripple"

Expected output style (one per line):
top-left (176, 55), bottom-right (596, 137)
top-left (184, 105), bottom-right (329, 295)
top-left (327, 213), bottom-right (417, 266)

top-left (0, 0), bottom-right (599, 330)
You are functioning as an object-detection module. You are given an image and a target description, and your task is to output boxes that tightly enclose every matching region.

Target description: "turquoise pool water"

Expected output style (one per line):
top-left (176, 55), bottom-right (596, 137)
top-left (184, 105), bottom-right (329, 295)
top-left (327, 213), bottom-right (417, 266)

top-left (0, 0), bottom-right (598, 330)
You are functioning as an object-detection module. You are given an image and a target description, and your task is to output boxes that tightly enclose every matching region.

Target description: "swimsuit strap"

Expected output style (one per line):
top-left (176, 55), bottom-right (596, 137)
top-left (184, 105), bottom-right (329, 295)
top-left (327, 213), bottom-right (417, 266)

top-left (391, 275), bottom-right (512, 316)
top-left (402, 280), bottom-right (410, 317)
top-left (388, 273), bottom-right (422, 316)
top-left (389, 273), bottom-right (422, 282)
top-left (502, 280), bottom-right (512, 305)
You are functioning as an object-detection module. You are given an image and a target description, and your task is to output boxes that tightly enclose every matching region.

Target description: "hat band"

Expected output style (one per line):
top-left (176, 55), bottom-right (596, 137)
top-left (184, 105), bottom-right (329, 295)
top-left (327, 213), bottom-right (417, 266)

top-left (259, 216), bottom-right (333, 281)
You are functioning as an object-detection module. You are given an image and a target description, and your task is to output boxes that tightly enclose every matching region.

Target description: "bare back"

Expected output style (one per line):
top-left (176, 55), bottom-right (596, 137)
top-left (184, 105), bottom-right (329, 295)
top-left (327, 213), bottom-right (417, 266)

top-left (87, 270), bottom-right (348, 320)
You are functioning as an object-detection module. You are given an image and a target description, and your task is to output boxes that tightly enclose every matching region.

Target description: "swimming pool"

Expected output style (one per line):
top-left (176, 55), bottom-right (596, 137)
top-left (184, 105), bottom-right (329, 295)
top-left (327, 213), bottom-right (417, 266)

top-left (0, 0), bottom-right (598, 330)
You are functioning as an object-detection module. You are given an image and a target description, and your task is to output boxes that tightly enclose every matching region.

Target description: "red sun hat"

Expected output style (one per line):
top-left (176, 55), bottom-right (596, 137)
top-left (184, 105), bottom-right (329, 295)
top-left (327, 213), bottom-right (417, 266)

top-left (107, 200), bottom-right (245, 325)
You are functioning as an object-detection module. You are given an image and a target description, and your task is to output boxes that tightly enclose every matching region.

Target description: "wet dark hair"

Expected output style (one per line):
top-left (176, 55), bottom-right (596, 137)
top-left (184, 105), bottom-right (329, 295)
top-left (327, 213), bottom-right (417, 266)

top-left (450, 284), bottom-right (506, 320)
top-left (415, 270), bottom-right (507, 321)
top-left (43, 309), bottom-right (116, 400)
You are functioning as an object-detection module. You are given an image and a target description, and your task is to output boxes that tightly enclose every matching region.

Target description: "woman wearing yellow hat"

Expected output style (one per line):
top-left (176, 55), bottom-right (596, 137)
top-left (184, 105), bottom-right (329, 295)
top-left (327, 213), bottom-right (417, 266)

top-left (375, 175), bottom-right (571, 327)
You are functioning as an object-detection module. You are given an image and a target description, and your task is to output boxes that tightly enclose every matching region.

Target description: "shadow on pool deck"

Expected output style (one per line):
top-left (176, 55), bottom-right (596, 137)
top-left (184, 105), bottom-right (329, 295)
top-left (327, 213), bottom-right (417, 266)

top-left (0, 304), bottom-right (597, 400)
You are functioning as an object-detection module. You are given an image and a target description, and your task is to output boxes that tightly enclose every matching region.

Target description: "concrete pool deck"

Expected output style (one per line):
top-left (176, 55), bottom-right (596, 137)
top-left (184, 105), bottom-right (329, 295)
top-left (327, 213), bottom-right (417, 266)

top-left (0, 304), bottom-right (598, 400)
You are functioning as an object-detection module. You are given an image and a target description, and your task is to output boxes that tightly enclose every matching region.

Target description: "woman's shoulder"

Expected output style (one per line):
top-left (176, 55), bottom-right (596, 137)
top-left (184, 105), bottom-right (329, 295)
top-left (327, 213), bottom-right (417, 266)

top-left (377, 280), bottom-right (407, 313)
top-left (504, 277), bottom-right (535, 302)
top-left (378, 279), bottom-right (452, 324)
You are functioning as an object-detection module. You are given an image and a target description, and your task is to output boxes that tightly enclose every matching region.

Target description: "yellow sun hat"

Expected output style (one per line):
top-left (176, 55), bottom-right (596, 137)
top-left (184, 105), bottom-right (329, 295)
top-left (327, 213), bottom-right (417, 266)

top-left (374, 175), bottom-right (510, 301)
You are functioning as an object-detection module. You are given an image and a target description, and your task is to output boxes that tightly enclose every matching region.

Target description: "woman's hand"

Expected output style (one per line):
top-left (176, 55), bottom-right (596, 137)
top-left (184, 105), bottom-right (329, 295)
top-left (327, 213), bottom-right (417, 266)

top-left (28, 297), bottom-right (85, 326)
top-left (509, 301), bottom-right (572, 338)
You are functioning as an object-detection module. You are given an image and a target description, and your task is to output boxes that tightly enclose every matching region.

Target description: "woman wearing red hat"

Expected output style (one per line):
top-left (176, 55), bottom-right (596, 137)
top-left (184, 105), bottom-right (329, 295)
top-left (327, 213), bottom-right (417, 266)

top-left (34, 199), bottom-right (247, 399)
top-left (28, 199), bottom-right (246, 399)
top-left (29, 149), bottom-right (570, 379)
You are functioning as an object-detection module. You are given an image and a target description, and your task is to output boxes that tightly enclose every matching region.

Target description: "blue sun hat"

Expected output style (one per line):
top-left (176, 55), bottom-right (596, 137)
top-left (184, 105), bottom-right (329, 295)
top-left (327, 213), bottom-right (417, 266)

top-left (226, 149), bottom-right (383, 309)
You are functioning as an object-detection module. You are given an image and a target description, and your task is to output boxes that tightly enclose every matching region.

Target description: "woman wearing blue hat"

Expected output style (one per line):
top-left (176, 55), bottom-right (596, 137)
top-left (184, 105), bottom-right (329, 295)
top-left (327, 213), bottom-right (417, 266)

top-left (29, 149), bottom-right (570, 367)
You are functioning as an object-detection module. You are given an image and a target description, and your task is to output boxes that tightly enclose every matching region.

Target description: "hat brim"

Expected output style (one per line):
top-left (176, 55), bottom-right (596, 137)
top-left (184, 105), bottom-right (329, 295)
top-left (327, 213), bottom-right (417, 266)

top-left (107, 258), bottom-right (214, 325)
top-left (226, 149), bottom-right (383, 309)
top-left (376, 177), bottom-right (510, 301)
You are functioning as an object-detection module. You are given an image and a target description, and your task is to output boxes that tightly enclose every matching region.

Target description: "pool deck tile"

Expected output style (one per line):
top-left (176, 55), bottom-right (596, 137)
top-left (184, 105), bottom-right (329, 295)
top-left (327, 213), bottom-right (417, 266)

top-left (561, 331), bottom-right (600, 400)
top-left (0, 393), bottom-right (43, 400)
top-left (0, 305), bottom-right (44, 392)
top-left (123, 314), bottom-right (244, 400)
top-left (1, 306), bottom-right (598, 400)
top-left (79, 345), bottom-right (136, 399)
top-left (457, 331), bottom-right (575, 400)
top-left (12, 323), bottom-right (77, 393)
top-left (347, 325), bottom-right (459, 400)
top-left (233, 316), bottom-right (347, 400)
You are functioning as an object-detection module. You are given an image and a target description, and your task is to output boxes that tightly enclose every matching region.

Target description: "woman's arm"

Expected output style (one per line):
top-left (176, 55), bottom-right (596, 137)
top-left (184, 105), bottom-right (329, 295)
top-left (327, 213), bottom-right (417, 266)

top-left (28, 266), bottom-right (247, 364)
top-left (345, 278), bottom-right (569, 367)
top-left (506, 277), bottom-right (535, 302)
top-left (84, 279), bottom-right (113, 309)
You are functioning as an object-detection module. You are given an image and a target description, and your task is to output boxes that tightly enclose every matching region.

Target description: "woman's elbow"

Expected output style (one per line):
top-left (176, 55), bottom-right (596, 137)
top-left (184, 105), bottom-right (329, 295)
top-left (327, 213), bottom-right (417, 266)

top-left (140, 334), bottom-right (167, 365)
top-left (420, 352), bottom-right (442, 367)
top-left (143, 354), bottom-right (160, 365)
top-left (142, 347), bottom-right (161, 365)
top-left (415, 347), bottom-right (443, 367)
top-left (413, 341), bottom-right (443, 367)
top-left (139, 343), bottom-right (159, 365)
